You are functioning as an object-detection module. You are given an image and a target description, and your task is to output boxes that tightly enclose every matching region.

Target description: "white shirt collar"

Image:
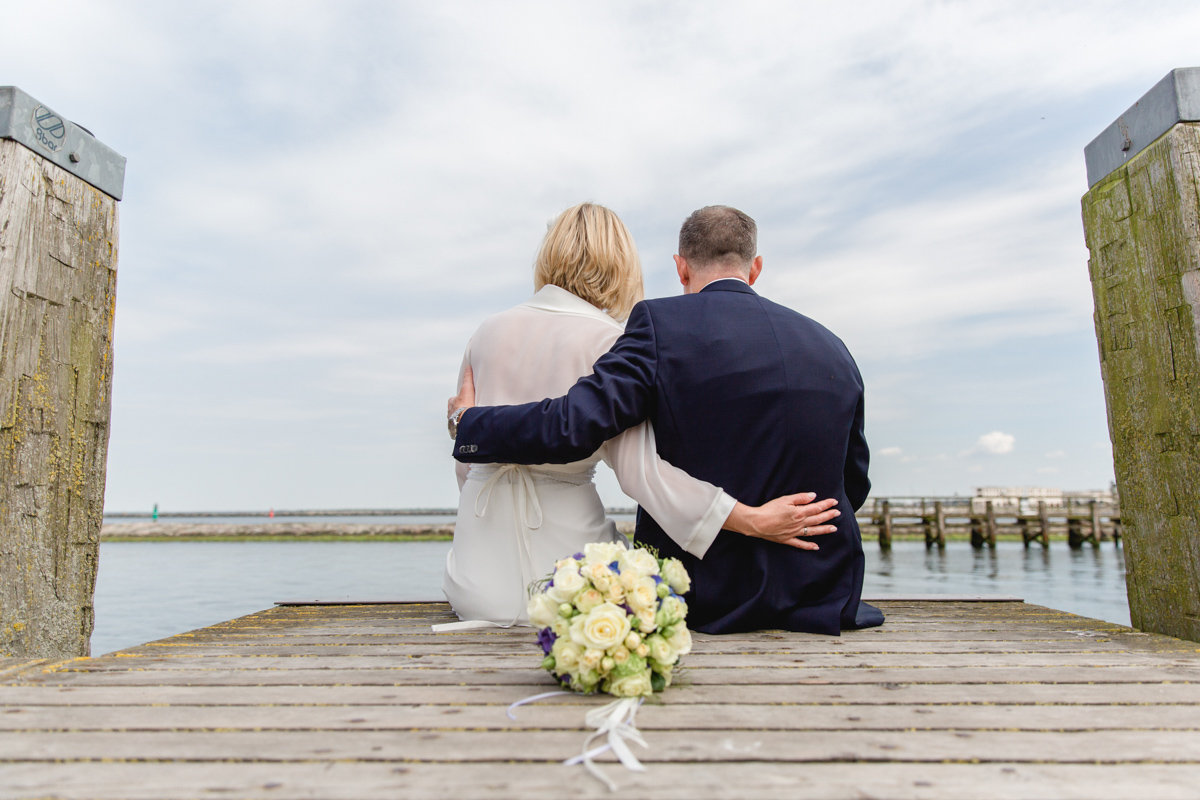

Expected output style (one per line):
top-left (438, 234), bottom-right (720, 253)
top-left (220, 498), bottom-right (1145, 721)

top-left (520, 284), bottom-right (624, 329)
top-left (704, 276), bottom-right (750, 286)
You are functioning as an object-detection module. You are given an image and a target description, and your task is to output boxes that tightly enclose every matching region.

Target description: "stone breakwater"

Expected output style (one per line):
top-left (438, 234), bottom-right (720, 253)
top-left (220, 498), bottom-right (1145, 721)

top-left (100, 521), bottom-right (639, 540)
top-left (100, 523), bottom-right (456, 540)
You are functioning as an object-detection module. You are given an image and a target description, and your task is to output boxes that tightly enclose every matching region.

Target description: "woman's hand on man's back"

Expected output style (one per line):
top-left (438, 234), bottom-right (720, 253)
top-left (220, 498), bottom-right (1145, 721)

top-left (724, 493), bottom-right (840, 550)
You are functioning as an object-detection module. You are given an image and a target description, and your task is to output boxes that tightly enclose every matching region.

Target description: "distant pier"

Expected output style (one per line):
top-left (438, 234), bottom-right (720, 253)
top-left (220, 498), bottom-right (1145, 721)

top-left (858, 495), bottom-right (1121, 550)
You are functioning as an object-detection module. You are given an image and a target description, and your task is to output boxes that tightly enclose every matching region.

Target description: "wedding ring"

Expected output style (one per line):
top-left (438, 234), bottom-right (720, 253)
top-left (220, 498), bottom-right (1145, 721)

top-left (802, 526), bottom-right (808, 535)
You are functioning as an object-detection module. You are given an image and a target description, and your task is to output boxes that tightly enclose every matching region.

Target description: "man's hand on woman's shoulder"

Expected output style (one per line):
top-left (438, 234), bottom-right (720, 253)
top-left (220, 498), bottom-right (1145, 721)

top-left (724, 493), bottom-right (840, 550)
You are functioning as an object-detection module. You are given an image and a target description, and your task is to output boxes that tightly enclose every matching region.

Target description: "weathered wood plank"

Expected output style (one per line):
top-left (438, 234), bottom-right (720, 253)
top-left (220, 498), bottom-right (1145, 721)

top-left (2, 702), bottom-right (1197, 732)
top-left (121, 637), bottom-right (1196, 655)
top-left (17, 665), bottom-right (1200, 687)
top-left (5, 682), bottom-right (1200, 707)
top-left (2, 729), bottom-right (1200, 763)
top-left (2, 762), bottom-right (1200, 800)
top-left (54, 652), bottom-right (1200, 671)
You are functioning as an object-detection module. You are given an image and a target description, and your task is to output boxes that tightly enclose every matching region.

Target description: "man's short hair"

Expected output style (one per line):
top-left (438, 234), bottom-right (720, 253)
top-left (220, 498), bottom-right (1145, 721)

top-left (678, 206), bottom-right (757, 271)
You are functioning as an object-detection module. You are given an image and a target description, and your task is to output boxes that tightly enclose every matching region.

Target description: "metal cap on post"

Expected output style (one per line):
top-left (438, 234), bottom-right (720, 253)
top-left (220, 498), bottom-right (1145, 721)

top-left (1084, 68), bottom-right (1200, 188)
top-left (0, 86), bottom-right (126, 200)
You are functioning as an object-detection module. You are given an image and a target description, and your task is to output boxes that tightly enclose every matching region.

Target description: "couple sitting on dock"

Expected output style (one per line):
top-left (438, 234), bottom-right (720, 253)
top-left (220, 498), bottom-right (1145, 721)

top-left (442, 204), bottom-right (883, 635)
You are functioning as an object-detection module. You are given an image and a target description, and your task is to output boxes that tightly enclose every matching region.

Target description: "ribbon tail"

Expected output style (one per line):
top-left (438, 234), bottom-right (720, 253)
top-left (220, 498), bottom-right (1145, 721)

top-left (607, 728), bottom-right (647, 772)
top-left (582, 754), bottom-right (619, 793)
top-left (505, 690), bottom-right (574, 721)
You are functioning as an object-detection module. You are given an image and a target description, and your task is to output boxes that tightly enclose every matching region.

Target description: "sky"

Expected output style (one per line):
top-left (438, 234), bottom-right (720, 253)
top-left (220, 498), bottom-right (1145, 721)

top-left (2, 1), bottom-right (1197, 512)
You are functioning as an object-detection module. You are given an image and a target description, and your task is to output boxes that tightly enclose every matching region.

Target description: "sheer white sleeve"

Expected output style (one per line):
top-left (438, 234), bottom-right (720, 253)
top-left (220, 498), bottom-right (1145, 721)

top-left (453, 341), bottom-right (473, 493)
top-left (601, 421), bottom-right (736, 559)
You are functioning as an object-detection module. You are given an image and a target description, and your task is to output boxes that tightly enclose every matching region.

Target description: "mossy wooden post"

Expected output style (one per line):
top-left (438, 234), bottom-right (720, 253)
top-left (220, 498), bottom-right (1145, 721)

top-left (878, 499), bottom-right (892, 549)
top-left (0, 88), bottom-right (125, 659)
top-left (1082, 68), bottom-right (1200, 642)
top-left (933, 501), bottom-right (946, 550)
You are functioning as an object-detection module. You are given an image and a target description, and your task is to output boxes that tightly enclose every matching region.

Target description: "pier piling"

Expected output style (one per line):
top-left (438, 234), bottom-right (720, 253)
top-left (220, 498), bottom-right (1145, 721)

top-left (0, 88), bottom-right (124, 659)
top-left (1082, 67), bottom-right (1200, 641)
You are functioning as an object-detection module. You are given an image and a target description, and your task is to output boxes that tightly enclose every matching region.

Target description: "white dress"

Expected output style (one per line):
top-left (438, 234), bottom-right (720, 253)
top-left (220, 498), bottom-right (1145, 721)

top-left (441, 285), bottom-right (737, 627)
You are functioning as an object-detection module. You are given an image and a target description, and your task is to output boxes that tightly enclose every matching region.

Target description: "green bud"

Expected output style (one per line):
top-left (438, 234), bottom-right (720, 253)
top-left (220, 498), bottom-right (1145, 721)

top-left (541, 655), bottom-right (556, 671)
top-left (656, 583), bottom-right (670, 598)
top-left (558, 603), bottom-right (574, 617)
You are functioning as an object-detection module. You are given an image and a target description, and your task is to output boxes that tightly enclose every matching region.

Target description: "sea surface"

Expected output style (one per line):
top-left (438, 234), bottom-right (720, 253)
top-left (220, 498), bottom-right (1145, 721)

top-left (90, 539), bottom-right (1129, 656)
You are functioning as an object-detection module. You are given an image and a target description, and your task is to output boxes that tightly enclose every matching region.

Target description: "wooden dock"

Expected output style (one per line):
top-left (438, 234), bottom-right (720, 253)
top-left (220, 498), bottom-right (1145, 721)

top-left (2, 600), bottom-right (1199, 799)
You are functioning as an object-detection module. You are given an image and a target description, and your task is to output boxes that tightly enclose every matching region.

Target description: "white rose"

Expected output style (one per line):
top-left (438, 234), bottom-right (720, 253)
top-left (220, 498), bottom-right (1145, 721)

top-left (661, 558), bottom-right (691, 595)
top-left (627, 577), bottom-right (659, 613)
top-left (547, 563), bottom-right (586, 603)
top-left (552, 638), bottom-right (582, 672)
top-left (666, 625), bottom-right (692, 656)
top-left (574, 588), bottom-right (605, 614)
top-left (617, 568), bottom-right (640, 591)
top-left (527, 593), bottom-right (559, 628)
top-left (645, 633), bottom-right (678, 666)
top-left (610, 645), bottom-right (630, 664)
top-left (608, 668), bottom-right (654, 698)
top-left (657, 595), bottom-right (687, 626)
top-left (585, 562), bottom-right (614, 593)
top-left (570, 602), bottom-right (632, 651)
top-left (618, 548), bottom-right (659, 578)
top-left (550, 616), bottom-right (570, 637)
top-left (584, 541), bottom-right (625, 567)
top-left (606, 582), bottom-right (626, 604)
top-left (580, 648), bottom-right (603, 672)
top-left (635, 607), bottom-right (657, 633)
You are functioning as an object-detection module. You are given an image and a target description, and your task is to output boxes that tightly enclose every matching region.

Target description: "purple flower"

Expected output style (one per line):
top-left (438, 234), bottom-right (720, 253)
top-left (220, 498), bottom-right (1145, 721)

top-left (573, 552), bottom-right (585, 560)
top-left (652, 575), bottom-right (663, 584)
top-left (536, 627), bottom-right (557, 655)
top-left (609, 560), bottom-right (621, 573)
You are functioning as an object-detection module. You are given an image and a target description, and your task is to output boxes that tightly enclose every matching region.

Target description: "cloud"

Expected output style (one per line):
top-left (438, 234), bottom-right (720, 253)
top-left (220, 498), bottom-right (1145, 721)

top-left (974, 431), bottom-right (1016, 455)
top-left (1, 1), bottom-right (1180, 508)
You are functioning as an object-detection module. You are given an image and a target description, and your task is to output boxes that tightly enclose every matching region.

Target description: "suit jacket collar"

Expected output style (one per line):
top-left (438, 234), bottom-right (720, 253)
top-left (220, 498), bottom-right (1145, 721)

top-left (521, 284), bottom-right (624, 330)
top-left (699, 279), bottom-right (757, 295)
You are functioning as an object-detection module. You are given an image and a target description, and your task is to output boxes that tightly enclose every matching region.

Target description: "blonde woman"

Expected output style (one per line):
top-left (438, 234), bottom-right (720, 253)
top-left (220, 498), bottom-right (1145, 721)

top-left (438, 203), bottom-right (832, 630)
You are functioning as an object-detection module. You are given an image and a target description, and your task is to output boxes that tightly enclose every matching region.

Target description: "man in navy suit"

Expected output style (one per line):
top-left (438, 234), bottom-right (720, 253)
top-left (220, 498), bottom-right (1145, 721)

top-left (449, 206), bottom-right (883, 635)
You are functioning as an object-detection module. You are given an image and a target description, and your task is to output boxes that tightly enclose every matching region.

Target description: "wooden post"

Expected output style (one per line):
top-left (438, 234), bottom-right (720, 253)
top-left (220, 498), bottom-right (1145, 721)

top-left (1082, 68), bottom-right (1200, 641)
top-left (0, 88), bottom-right (125, 659)
top-left (1090, 500), bottom-right (1103, 548)
top-left (934, 500), bottom-right (946, 550)
top-left (879, 499), bottom-right (892, 550)
top-left (985, 500), bottom-right (997, 549)
top-left (1038, 501), bottom-right (1051, 548)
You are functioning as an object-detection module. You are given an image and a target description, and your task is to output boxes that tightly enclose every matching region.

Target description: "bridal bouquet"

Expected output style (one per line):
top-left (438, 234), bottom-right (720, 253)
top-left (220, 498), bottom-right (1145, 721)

top-left (527, 541), bottom-right (693, 697)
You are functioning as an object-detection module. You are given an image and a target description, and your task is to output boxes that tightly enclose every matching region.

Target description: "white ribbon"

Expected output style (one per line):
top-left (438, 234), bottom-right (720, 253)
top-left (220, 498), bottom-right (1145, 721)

top-left (506, 690), bottom-right (574, 720)
top-left (564, 697), bottom-right (648, 792)
top-left (506, 691), bottom-right (648, 792)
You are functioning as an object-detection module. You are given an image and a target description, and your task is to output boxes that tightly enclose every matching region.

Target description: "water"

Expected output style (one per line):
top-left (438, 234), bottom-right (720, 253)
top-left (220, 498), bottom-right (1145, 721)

top-left (102, 514), bottom-right (638, 526)
top-left (90, 540), bottom-right (1129, 656)
top-left (864, 541), bottom-right (1129, 627)
top-left (102, 515), bottom-right (460, 526)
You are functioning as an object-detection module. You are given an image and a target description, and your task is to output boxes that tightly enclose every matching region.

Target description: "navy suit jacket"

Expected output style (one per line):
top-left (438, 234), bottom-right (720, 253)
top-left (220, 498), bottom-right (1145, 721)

top-left (454, 280), bottom-right (882, 635)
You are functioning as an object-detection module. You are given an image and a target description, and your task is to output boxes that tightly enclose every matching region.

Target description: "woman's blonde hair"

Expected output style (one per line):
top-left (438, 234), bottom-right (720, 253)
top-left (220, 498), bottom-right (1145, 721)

top-left (534, 203), bottom-right (644, 321)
